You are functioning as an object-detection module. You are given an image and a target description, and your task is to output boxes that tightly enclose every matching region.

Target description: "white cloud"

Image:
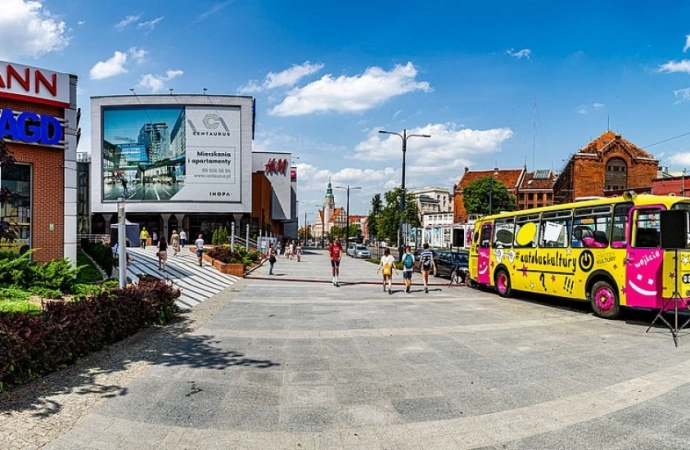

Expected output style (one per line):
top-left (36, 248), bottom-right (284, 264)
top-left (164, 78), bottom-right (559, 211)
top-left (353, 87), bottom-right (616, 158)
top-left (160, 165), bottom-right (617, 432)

top-left (684, 35), bottom-right (690, 52)
top-left (593, 102), bottom-right (605, 110)
top-left (77, 20), bottom-right (85, 26)
top-left (195, 0), bottom-right (234, 24)
top-left (239, 62), bottom-right (324, 93)
top-left (89, 48), bottom-right (148, 80)
top-left (506, 48), bottom-right (532, 59)
top-left (115, 13), bottom-right (142, 30)
top-left (659, 60), bottom-right (690, 74)
top-left (137, 69), bottom-right (184, 92)
top-left (673, 88), bottom-right (690, 103)
top-left (354, 124), bottom-right (512, 171)
top-left (576, 105), bottom-right (587, 114)
top-left (667, 152), bottom-right (690, 166)
top-left (90, 51), bottom-right (129, 80)
top-left (129, 47), bottom-right (147, 64)
top-left (0, 0), bottom-right (69, 59)
top-left (138, 16), bottom-right (163, 30)
top-left (269, 62), bottom-right (431, 116)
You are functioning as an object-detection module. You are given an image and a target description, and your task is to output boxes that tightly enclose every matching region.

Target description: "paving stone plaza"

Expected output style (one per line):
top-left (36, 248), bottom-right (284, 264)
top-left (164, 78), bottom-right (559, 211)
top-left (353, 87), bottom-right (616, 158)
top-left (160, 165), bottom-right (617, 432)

top-left (4, 249), bottom-right (690, 449)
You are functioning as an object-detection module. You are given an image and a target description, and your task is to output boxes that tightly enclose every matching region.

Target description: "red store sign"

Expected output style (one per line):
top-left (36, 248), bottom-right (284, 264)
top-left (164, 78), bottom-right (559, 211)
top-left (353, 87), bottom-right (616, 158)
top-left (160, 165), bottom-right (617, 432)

top-left (265, 158), bottom-right (288, 176)
top-left (0, 61), bottom-right (70, 107)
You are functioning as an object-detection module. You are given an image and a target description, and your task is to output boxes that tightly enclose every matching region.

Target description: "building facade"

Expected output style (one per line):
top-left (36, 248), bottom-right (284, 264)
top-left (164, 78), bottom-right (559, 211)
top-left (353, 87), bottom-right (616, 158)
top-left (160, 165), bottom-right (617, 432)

top-left (0, 60), bottom-right (79, 263)
top-left (553, 130), bottom-right (658, 203)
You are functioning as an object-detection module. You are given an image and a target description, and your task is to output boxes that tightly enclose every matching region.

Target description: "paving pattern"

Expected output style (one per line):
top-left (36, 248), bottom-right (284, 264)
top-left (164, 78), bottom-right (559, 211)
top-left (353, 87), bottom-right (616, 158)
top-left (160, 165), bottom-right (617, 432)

top-left (125, 245), bottom-right (240, 308)
top-left (6, 249), bottom-right (690, 449)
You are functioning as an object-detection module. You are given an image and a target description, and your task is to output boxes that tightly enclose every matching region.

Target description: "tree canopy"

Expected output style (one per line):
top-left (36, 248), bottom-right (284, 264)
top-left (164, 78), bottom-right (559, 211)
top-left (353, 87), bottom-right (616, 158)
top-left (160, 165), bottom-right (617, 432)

top-left (463, 176), bottom-right (517, 216)
top-left (369, 187), bottom-right (421, 244)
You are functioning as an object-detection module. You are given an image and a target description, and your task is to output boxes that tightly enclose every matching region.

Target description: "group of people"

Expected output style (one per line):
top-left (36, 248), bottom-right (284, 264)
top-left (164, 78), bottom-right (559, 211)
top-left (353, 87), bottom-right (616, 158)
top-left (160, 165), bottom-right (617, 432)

top-left (266, 239), bottom-right (305, 275)
top-left (267, 238), bottom-right (437, 292)
top-left (377, 243), bottom-right (436, 294)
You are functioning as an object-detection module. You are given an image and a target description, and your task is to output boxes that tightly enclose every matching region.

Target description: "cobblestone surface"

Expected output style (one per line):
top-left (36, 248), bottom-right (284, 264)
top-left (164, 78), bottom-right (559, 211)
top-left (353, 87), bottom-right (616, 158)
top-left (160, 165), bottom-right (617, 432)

top-left (0, 279), bottom-right (249, 450)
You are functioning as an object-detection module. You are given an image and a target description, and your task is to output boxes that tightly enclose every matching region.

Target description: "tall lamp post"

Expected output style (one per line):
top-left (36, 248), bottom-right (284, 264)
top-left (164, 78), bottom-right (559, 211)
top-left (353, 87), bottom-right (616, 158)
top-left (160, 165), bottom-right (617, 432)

top-left (379, 129), bottom-right (431, 260)
top-left (315, 204), bottom-right (325, 248)
top-left (335, 185), bottom-right (361, 247)
top-left (488, 169), bottom-right (499, 215)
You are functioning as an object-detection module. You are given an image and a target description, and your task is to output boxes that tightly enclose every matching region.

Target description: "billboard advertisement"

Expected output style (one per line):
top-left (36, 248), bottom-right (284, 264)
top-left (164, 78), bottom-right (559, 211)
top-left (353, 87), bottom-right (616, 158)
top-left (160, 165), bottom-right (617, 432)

top-left (102, 105), bottom-right (241, 202)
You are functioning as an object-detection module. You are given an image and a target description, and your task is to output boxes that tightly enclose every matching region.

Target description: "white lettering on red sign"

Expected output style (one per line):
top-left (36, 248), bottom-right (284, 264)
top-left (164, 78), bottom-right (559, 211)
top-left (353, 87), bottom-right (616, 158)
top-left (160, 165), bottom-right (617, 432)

top-left (0, 61), bottom-right (70, 107)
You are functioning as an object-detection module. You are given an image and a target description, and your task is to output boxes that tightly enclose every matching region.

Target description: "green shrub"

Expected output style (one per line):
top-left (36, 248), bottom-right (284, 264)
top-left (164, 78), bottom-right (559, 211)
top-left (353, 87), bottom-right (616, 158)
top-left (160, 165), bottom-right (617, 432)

top-left (80, 239), bottom-right (113, 277)
top-left (76, 249), bottom-right (103, 284)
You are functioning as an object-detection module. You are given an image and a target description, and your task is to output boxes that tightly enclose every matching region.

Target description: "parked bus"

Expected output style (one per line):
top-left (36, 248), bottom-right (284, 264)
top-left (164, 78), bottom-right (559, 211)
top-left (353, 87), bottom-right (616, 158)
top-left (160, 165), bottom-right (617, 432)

top-left (468, 193), bottom-right (690, 319)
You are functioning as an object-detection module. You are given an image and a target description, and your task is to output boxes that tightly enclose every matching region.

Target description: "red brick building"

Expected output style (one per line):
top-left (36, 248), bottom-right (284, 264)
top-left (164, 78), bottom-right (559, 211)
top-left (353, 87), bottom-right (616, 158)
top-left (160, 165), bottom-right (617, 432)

top-left (453, 167), bottom-right (524, 223)
top-left (0, 61), bottom-right (79, 263)
top-left (553, 130), bottom-right (658, 203)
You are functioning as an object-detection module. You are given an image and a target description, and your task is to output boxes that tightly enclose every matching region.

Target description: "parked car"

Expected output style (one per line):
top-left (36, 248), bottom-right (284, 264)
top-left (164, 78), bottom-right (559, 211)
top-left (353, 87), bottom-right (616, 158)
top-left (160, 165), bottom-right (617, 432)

top-left (353, 244), bottom-right (371, 259)
top-left (346, 243), bottom-right (357, 257)
top-left (413, 249), bottom-right (469, 283)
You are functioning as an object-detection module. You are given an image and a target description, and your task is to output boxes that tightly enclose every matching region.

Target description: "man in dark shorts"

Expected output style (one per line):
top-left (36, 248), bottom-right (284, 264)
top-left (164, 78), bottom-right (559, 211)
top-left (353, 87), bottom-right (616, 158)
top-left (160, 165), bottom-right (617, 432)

top-left (328, 237), bottom-right (343, 286)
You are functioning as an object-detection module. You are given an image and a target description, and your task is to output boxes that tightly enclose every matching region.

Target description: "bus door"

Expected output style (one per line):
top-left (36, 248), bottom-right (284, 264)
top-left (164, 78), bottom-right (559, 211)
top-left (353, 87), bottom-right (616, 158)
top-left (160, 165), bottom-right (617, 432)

top-left (625, 206), bottom-right (663, 309)
top-left (477, 222), bottom-right (493, 284)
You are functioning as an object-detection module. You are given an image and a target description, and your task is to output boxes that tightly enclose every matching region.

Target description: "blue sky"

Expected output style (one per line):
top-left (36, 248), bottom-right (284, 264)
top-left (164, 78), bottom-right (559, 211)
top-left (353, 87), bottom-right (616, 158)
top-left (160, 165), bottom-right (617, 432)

top-left (4, 1), bottom-right (690, 218)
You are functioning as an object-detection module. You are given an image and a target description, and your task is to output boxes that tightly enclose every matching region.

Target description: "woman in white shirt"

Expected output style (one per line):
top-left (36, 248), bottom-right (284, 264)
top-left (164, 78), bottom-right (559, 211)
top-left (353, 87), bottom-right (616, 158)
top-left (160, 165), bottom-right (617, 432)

top-left (377, 247), bottom-right (398, 294)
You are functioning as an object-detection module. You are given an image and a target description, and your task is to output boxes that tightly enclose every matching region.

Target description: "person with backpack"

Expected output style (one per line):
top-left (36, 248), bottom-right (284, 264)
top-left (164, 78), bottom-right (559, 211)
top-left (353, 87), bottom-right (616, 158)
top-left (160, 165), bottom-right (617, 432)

top-left (377, 247), bottom-right (398, 294)
top-left (402, 245), bottom-right (415, 293)
top-left (420, 242), bottom-right (436, 293)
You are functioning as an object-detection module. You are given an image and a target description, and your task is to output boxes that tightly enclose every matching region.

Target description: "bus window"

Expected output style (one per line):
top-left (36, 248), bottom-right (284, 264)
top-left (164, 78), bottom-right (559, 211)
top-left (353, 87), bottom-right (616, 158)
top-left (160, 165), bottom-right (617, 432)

top-left (633, 209), bottom-right (661, 248)
top-left (611, 203), bottom-right (633, 248)
top-left (479, 225), bottom-right (492, 249)
top-left (493, 217), bottom-right (514, 248)
top-left (574, 205), bottom-right (612, 248)
top-left (514, 214), bottom-right (540, 248)
top-left (540, 210), bottom-right (572, 248)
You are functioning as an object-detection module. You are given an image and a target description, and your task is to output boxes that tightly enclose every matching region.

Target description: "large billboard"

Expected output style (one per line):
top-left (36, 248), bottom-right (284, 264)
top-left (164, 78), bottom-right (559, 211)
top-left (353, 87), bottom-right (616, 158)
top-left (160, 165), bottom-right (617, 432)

top-left (102, 105), bottom-right (241, 202)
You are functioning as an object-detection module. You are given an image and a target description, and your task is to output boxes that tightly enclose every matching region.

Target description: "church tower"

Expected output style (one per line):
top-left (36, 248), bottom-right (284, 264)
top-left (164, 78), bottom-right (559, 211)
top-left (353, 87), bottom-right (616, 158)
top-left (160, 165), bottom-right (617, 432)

top-left (324, 180), bottom-right (336, 226)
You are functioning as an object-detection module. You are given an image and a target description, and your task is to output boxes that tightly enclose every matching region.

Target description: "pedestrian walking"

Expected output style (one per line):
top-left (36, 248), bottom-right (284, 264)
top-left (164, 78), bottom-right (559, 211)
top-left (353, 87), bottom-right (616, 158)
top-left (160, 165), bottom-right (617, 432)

top-left (139, 226), bottom-right (149, 249)
top-left (157, 236), bottom-right (168, 271)
top-left (170, 230), bottom-right (180, 256)
top-left (267, 243), bottom-right (277, 275)
top-left (402, 245), bottom-right (415, 293)
top-left (328, 237), bottom-right (343, 286)
top-left (152, 231), bottom-right (158, 246)
top-left (296, 242), bottom-right (303, 262)
top-left (420, 242), bottom-right (436, 293)
top-left (195, 234), bottom-right (205, 267)
top-left (377, 247), bottom-right (398, 294)
top-left (121, 178), bottom-right (128, 195)
top-left (179, 230), bottom-right (187, 248)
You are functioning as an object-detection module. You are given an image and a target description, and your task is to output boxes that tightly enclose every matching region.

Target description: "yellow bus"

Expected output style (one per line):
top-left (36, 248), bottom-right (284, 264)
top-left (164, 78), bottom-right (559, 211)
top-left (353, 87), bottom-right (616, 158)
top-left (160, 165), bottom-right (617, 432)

top-left (468, 193), bottom-right (690, 319)
top-left (0, 222), bottom-right (30, 255)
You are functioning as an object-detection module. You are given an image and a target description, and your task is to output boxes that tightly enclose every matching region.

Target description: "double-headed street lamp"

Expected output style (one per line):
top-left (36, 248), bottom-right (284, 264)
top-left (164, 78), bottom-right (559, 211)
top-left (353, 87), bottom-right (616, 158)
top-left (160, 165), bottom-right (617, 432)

top-left (335, 185), bottom-right (362, 247)
top-left (379, 129), bottom-right (431, 260)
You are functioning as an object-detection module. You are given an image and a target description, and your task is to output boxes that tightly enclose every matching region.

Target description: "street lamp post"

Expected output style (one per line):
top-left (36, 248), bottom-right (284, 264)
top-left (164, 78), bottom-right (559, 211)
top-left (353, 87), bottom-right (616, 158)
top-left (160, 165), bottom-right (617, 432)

top-left (335, 185), bottom-right (362, 247)
top-left (315, 204), bottom-right (325, 249)
top-left (379, 129), bottom-right (430, 260)
top-left (488, 169), bottom-right (499, 215)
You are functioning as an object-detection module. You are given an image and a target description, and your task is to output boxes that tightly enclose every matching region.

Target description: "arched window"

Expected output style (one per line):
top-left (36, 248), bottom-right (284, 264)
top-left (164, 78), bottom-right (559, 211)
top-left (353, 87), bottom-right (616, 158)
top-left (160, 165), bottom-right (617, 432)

top-left (605, 157), bottom-right (627, 191)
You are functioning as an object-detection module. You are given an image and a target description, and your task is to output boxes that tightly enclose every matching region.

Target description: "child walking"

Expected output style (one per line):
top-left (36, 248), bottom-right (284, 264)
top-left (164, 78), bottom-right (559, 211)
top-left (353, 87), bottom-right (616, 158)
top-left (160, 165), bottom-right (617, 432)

top-left (377, 247), bottom-right (398, 294)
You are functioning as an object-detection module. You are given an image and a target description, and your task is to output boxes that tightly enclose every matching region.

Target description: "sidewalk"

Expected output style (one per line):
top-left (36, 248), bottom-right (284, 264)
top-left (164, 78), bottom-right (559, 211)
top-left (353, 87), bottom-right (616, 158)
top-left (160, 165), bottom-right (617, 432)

top-left (7, 248), bottom-right (690, 449)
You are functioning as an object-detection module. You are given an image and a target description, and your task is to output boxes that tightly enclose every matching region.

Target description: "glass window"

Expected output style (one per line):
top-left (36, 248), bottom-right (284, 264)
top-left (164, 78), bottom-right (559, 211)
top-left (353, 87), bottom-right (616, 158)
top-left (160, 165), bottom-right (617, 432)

top-left (605, 158), bottom-right (628, 191)
top-left (479, 224), bottom-right (492, 248)
top-left (493, 217), bottom-right (514, 248)
top-left (514, 214), bottom-right (540, 248)
top-left (671, 202), bottom-right (690, 245)
top-left (573, 205), bottom-right (612, 248)
top-left (0, 164), bottom-right (31, 256)
top-left (632, 209), bottom-right (661, 248)
top-left (540, 210), bottom-right (572, 248)
top-left (611, 203), bottom-right (633, 247)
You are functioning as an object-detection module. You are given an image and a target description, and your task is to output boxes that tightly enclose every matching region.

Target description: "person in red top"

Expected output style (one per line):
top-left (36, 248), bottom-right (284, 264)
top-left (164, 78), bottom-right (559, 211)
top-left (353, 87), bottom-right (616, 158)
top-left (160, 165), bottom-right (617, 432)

top-left (328, 237), bottom-right (344, 286)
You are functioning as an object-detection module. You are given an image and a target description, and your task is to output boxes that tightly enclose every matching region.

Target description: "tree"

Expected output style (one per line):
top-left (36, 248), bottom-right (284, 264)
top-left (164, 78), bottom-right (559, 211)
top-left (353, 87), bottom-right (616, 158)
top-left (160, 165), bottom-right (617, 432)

top-left (0, 139), bottom-right (21, 243)
top-left (298, 226), bottom-right (312, 241)
top-left (463, 176), bottom-right (517, 216)
top-left (376, 188), bottom-right (421, 244)
top-left (366, 193), bottom-right (383, 240)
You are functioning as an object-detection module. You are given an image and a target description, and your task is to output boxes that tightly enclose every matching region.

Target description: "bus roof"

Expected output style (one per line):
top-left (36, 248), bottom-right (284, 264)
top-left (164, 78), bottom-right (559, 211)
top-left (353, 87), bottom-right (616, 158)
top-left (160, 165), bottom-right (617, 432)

top-left (479, 194), bottom-right (690, 221)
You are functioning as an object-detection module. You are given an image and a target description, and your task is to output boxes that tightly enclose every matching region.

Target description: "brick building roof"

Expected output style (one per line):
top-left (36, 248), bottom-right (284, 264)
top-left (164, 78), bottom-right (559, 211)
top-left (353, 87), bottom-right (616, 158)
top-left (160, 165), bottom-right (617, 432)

top-left (577, 130), bottom-right (655, 160)
top-left (518, 170), bottom-right (556, 190)
top-left (457, 168), bottom-right (524, 191)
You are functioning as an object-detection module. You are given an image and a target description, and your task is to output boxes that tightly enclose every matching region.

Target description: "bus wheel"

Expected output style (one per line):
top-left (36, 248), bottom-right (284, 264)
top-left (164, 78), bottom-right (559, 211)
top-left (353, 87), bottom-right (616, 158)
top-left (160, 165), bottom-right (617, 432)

top-left (590, 280), bottom-right (620, 319)
top-left (495, 269), bottom-right (512, 298)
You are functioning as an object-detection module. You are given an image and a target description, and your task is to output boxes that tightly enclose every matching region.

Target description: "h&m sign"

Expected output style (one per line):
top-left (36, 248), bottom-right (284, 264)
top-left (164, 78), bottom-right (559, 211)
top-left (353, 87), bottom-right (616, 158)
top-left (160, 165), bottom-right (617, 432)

top-left (0, 108), bottom-right (63, 145)
top-left (265, 158), bottom-right (288, 176)
top-left (0, 61), bottom-right (70, 107)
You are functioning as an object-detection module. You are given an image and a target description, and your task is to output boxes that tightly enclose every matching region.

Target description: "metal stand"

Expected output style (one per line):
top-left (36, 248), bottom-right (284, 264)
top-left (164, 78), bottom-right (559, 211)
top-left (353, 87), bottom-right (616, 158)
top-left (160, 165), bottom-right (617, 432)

top-left (646, 249), bottom-right (690, 347)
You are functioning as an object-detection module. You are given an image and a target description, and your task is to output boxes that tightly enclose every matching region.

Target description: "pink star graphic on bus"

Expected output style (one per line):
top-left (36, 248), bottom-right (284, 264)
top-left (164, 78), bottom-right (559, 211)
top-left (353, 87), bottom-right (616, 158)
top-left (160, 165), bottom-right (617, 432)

top-left (670, 272), bottom-right (676, 279)
top-left (621, 286), bottom-right (627, 295)
top-left (521, 265), bottom-right (528, 276)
